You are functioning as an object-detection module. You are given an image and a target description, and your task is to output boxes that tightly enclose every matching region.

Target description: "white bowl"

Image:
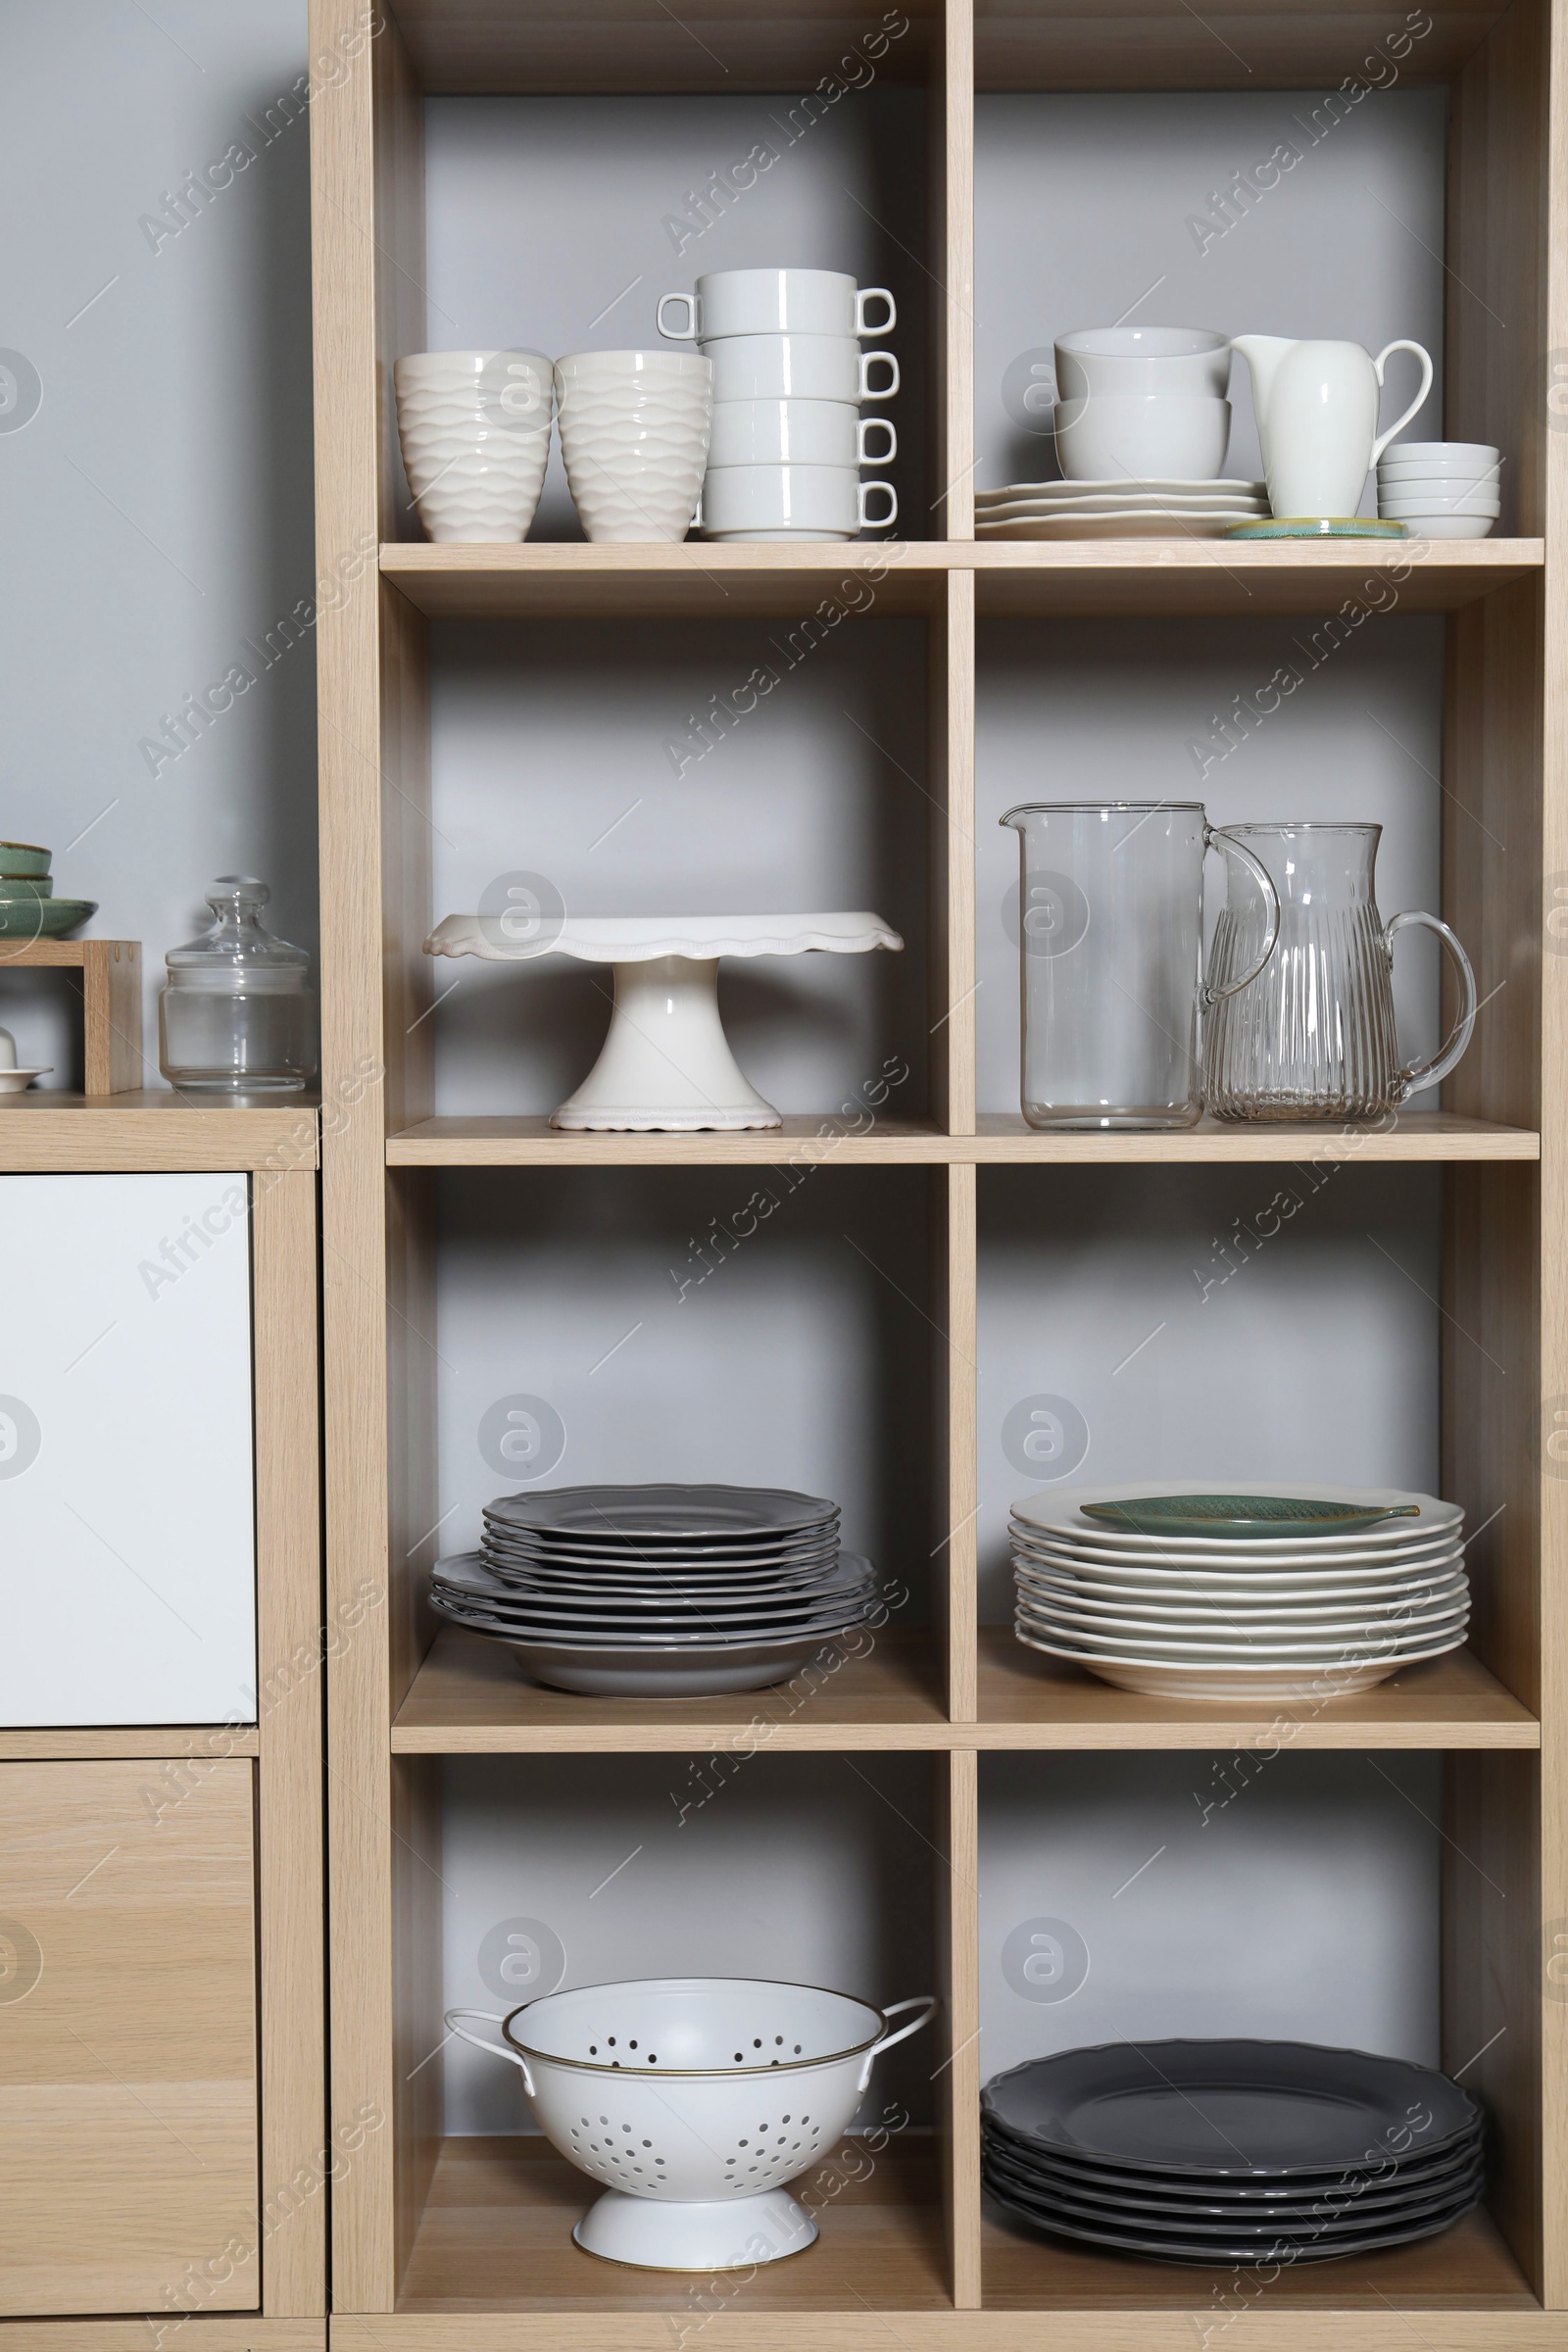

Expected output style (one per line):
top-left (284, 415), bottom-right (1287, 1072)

top-left (1054, 326), bottom-right (1231, 401)
top-left (1378, 456), bottom-right (1502, 482)
top-left (703, 333), bottom-right (899, 406)
top-left (707, 398), bottom-right (895, 469)
top-left (1054, 394), bottom-right (1231, 483)
top-left (1380, 514), bottom-right (1496, 539)
top-left (659, 269), bottom-right (894, 342)
top-left (700, 463), bottom-right (896, 541)
top-left (1381, 441), bottom-right (1498, 466)
top-left (1380, 485), bottom-right (1499, 511)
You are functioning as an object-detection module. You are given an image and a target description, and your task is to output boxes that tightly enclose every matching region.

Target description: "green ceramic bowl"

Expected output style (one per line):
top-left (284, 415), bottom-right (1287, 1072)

top-left (0, 841), bottom-right (51, 879)
top-left (0, 877), bottom-right (56, 901)
top-left (1080, 1494), bottom-right (1421, 1541)
top-left (0, 898), bottom-right (96, 940)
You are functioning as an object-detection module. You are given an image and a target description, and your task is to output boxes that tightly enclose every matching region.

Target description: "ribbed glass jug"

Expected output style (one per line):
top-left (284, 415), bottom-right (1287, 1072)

top-left (1203, 822), bottom-right (1477, 1120)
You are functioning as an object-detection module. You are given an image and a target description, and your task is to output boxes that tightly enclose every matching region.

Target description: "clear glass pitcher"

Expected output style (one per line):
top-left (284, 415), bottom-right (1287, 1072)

top-left (1000, 803), bottom-right (1280, 1129)
top-left (1202, 822), bottom-right (1477, 1121)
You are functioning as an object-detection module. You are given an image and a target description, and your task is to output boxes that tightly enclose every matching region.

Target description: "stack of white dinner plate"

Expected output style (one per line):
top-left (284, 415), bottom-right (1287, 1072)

top-left (429, 1482), bottom-right (879, 1697)
top-left (975, 479), bottom-right (1268, 540)
top-left (1009, 1480), bottom-right (1467, 1699)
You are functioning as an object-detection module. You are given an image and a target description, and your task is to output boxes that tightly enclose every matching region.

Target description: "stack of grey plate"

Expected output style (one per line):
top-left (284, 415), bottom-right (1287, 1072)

top-left (429, 1482), bottom-right (877, 1697)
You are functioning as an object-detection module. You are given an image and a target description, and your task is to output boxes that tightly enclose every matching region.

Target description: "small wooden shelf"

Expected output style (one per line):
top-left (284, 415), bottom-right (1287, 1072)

top-left (395, 2134), bottom-right (948, 2316)
top-left (379, 540), bottom-right (1544, 622)
top-left (386, 1112), bottom-right (1540, 1168)
top-left (981, 2199), bottom-right (1540, 2316)
top-left (0, 1089), bottom-right (319, 1172)
top-left (392, 1627), bottom-right (950, 1751)
top-left (0, 1722), bottom-right (261, 1762)
top-left (976, 1627), bottom-right (1541, 1749)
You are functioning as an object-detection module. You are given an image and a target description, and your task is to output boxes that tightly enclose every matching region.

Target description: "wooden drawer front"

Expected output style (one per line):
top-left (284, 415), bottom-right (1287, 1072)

top-left (0, 1761), bottom-right (258, 2316)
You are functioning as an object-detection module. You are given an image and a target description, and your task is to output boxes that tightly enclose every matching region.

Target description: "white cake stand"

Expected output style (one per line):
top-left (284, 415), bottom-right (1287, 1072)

top-left (425, 911), bottom-right (904, 1131)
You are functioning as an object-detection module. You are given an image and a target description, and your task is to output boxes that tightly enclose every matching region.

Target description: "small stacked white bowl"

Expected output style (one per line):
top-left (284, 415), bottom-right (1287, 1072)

top-left (1053, 328), bottom-right (1233, 483)
top-left (660, 269), bottom-right (899, 542)
top-left (1377, 442), bottom-right (1500, 539)
top-left (1009, 1481), bottom-right (1469, 1701)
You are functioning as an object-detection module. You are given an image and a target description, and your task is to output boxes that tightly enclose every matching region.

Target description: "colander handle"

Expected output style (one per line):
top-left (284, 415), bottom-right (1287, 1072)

top-left (445, 2007), bottom-right (536, 2097)
top-left (858, 1994), bottom-right (937, 2090)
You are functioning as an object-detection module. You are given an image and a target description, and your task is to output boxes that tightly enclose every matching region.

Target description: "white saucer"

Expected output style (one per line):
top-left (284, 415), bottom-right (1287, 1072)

top-left (0, 1066), bottom-right (51, 1095)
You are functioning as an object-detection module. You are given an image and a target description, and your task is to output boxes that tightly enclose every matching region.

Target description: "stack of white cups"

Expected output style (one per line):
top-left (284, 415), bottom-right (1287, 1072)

top-left (659, 268), bottom-right (899, 542)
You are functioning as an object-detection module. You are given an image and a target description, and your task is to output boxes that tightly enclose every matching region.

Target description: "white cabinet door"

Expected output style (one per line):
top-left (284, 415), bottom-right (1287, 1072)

top-left (0, 1173), bottom-right (257, 1725)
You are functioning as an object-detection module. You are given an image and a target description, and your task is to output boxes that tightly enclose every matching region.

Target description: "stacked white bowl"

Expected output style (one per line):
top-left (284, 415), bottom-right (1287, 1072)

top-left (659, 269), bottom-right (899, 542)
top-left (1377, 441), bottom-right (1500, 538)
top-left (1053, 327), bottom-right (1233, 482)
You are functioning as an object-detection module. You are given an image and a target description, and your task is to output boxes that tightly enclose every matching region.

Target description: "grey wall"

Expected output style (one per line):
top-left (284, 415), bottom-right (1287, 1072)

top-left (975, 88), bottom-right (1448, 498)
top-left (980, 1751), bottom-right (1441, 2078)
top-left (0, 0), bottom-right (317, 1083)
top-left (422, 91), bottom-right (928, 539)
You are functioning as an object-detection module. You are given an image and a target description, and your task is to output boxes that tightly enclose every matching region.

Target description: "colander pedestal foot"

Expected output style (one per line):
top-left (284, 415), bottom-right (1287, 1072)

top-left (573, 2186), bottom-right (818, 2271)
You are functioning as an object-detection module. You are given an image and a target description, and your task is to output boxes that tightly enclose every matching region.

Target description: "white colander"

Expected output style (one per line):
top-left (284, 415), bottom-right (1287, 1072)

top-left (448, 1975), bottom-right (935, 2271)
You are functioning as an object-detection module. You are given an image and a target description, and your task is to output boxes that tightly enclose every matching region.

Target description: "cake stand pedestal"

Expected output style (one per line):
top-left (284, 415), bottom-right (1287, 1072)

top-left (424, 912), bottom-right (903, 1132)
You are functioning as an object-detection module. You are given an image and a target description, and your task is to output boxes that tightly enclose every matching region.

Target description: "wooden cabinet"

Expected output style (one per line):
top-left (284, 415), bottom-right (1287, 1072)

top-left (0, 1761), bottom-right (258, 2318)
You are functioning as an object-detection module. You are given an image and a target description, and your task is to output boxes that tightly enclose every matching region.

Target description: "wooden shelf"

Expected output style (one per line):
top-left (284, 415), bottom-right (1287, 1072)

top-left (0, 1089), bottom-right (319, 1172)
top-left (975, 1628), bottom-right (1540, 1749)
top-left (981, 2199), bottom-right (1540, 2315)
top-left (973, 0), bottom-right (1516, 92)
top-left (381, 542), bottom-right (949, 618)
top-left (396, 2133), bottom-right (948, 2315)
top-left (387, 1111), bottom-right (1539, 1168)
top-left (380, 541), bottom-right (1543, 622)
top-left (392, 1626), bottom-right (950, 1750)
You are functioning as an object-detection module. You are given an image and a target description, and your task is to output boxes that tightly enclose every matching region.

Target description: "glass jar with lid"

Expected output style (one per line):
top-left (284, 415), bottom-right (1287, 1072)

top-left (159, 876), bottom-right (316, 1093)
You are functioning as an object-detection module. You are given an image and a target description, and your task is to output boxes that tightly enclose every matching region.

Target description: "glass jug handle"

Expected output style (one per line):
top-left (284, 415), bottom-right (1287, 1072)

top-left (1385, 909), bottom-right (1478, 1099)
top-left (1200, 825), bottom-right (1281, 1007)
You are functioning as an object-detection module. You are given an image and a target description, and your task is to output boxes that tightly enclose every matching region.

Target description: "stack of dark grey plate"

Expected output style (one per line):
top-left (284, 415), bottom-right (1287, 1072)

top-left (982, 2040), bottom-right (1485, 2264)
top-left (429, 1482), bottom-right (878, 1697)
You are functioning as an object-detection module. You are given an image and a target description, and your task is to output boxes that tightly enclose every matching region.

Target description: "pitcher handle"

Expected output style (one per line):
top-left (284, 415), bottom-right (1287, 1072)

top-left (1200, 825), bottom-right (1281, 1006)
top-left (445, 2006), bottom-right (536, 2096)
top-left (1385, 909), bottom-right (1477, 1099)
top-left (1371, 341), bottom-right (1435, 465)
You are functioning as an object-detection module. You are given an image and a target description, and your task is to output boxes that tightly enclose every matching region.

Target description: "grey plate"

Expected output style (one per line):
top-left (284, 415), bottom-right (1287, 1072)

top-left (982, 2134), bottom-right (1485, 2229)
top-left (981, 2114), bottom-right (1484, 2207)
top-left (430, 1593), bottom-right (878, 1649)
top-left (483, 1483), bottom-right (839, 1540)
top-left (436, 1548), bottom-right (869, 1615)
top-left (981, 2164), bottom-right (1483, 2263)
top-left (481, 1535), bottom-right (842, 1575)
top-left (495, 1629), bottom-right (862, 1696)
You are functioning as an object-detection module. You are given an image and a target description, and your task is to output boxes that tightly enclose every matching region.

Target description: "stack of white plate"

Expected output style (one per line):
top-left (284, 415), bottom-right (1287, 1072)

top-left (429, 1482), bottom-right (879, 1697)
top-left (1377, 442), bottom-right (1499, 540)
top-left (1009, 1481), bottom-right (1467, 1700)
top-left (975, 479), bottom-right (1268, 540)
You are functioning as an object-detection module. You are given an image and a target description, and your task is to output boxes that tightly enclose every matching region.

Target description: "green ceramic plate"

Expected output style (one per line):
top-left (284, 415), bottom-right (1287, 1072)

top-left (0, 840), bottom-right (51, 878)
top-left (1080, 1494), bottom-right (1422, 1540)
top-left (1225, 517), bottom-right (1407, 541)
top-left (0, 898), bottom-right (96, 940)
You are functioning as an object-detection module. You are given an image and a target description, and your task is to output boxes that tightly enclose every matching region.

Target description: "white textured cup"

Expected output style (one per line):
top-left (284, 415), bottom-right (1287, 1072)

top-left (700, 464), bottom-right (898, 541)
top-left (708, 398), bottom-right (896, 468)
top-left (703, 333), bottom-right (899, 405)
top-left (1054, 394), bottom-right (1232, 482)
top-left (1054, 326), bottom-right (1231, 401)
top-left (394, 350), bottom-right (554, 543)
top-left (659, 269), bottom-right (895, 341)
top-left (554, 350), bottom-right (712, 543)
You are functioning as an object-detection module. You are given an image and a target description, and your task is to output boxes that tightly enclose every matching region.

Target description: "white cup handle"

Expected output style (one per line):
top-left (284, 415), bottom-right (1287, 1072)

top-left (658, 292), bottom-right (699, 342)
top-left (858, 416), bottom-right (897, 466)
top-left (1371, 340), bottom-right (1435, 464)
top-left (445, 2007), bottom-right (537, 2097)
top-left (858, 479), bottom-right (898, 530)
top-left (859, 351), bottom-right (900, 401)
top-left (856, 287), bottom-right (896, 336)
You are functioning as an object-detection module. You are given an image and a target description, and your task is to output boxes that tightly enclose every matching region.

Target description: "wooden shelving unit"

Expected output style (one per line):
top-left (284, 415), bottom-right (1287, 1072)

top-left (312, 0), bottom-right (1567, 2340)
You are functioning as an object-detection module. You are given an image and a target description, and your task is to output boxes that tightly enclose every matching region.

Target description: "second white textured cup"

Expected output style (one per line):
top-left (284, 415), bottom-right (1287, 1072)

top-left (555, 350), bottom-right (712, 543)
top-left (394, 350), bottom-right (554, 543)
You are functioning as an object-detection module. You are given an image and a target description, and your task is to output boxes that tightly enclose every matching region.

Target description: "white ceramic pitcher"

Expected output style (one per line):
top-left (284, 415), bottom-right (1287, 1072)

top-left (1232, 335), bottom-right (1434, 519)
